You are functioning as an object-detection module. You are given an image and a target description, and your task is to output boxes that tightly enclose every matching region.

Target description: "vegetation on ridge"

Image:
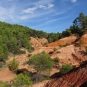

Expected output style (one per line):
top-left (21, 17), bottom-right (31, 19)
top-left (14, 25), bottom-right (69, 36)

top-left (0, 12), bottom-right (87, 87)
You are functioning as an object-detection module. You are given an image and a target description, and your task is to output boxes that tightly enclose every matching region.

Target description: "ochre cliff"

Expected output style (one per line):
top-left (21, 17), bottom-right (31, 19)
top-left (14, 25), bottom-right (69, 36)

top-left (44, 61), bottom-right (87, 87)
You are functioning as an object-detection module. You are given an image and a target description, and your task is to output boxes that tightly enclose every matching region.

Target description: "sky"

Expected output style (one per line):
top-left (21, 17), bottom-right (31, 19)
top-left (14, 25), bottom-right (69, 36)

top-left (0, 0), bottom-right (87, 33)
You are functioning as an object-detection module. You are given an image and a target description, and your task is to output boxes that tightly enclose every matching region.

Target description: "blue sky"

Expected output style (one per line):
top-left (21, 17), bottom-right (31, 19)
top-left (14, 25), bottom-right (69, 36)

top-left (0, 0), bottom-right (87, 33)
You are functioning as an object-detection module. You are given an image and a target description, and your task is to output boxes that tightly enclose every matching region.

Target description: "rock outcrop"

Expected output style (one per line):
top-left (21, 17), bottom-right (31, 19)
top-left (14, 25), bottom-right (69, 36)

top-left (30, 37), bottom-right (48, 48)
top-left (81, 34), bottom-right (87, 45)
top-left (44, 61), bottom-right (87, 87)
top-left (47, 34), bottom-right (78, 47)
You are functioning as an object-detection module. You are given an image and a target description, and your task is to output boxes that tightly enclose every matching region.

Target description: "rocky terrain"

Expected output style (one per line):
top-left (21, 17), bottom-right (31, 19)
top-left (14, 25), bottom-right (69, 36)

top-left (47, 34), bottom-right (78, 47)
top-left (45, 61), bottom-right (87, 87)
top-left (0, 34), bottom-right (87, 87)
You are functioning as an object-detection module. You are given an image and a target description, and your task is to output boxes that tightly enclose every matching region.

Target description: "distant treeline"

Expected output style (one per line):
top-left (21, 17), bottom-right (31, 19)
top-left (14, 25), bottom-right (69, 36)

top-left (0, 12), bottom-right (87, 63)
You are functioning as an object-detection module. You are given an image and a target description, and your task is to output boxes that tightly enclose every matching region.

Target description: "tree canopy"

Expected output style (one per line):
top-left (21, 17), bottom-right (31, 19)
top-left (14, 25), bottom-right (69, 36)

top-left (73, 13), bottom-right (87, 30)
top-left (12, 73), bottom-right (32, 87)
top-left (0, 12), bottom-right (87, 64)
top-left (60, 63), bottom-right (73, 74)
top-left (28, 51), bottom-right (54, 73)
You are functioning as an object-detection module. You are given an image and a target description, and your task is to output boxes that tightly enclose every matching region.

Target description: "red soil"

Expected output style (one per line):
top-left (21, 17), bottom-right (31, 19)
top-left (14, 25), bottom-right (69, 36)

top-left (44, 62), bottom-right (87, 87)
top-left (0, 34), bottom-right (87, 86)
top-left (47, 34), bottom-right (78, 47)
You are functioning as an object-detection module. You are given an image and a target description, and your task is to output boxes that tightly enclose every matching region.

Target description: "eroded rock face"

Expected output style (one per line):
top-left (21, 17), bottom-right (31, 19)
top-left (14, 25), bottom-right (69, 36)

top-left (30, 37), bottom-right (42, 48)
top-left (44, 61), bottom-right (87, 87)
top-left (81, 34), bottom-right (87, 44)
top-left (47, 34), bottom-right (78, 47)
top-left (30, 37), bottom-right (48, 48)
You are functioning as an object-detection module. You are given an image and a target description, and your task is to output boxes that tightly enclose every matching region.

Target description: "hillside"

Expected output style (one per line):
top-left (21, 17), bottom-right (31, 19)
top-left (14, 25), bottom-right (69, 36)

top-left (45, 61), bottom-right (87, 87)
top-left (0, 13), bottom-right (87, 87)
top-left (47, 34), bottom-right (78, 47)
top-left (0, 33), bottom-right (87, 87)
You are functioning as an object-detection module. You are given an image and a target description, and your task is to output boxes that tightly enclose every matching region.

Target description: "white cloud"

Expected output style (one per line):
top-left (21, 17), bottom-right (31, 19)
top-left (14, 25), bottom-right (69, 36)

top-left (20, 9), bottom-right (55, 20)
top-left (0, 0), bottom-right (55, 22)
top-left (39, 5), bottom-right (47, 9)
top-left (0, 6), bottom-right (16, 22)
top-left (22, 7), bottom-right (37, 14)
top-left (71, 0), bottom-right (77, 3)
top-left (39, 4), bottom-right (54, 10)
top-left (61, 0), bottom-right (77, 3)
top-left (51, 11), bottom-right (66, 16)
top-left (48, 3), bottom-right (54, 8)
top-left (34, 0), bottom-right (54, 6)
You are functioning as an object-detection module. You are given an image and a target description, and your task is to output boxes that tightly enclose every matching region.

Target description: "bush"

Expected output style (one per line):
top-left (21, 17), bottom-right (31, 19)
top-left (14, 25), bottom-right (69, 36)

top-left (57, 51), bottom-right (61, 53)
top-left (79, 39), bottom-right (83, 46)
top-left (0, 44), bottom-right (8, 62)
top-left (75, 39), bottom-right (83, 47)
top-left (65, 43), bottom-right (70, 46)
top-left (75, 43), bottom-right (80, 47)
top-left (19, 50), bottom-right (26, 54)
top-left (60, 63), bottom-right (73, 74)
top-left (28, 51), bottom-right (54, 73)
top-left (59, 44), bottom-right (63, 48)
top-left (43, 42), bottom-right (48, 46)
top-left (53, 48), bottom-right (57, 52)
top-left (30, 72), bottom-right (50, 83)
top-left (12, 73), bottom-right (32, 87)
top-left (0, 81), bottom-right (9, 87)
top-left (0, 62), bottom-right (5, 68)
top-left (27, 53), bottom-right (32, 57)
top-left (9, 58), bottom-right (19, 73)
top-left (53, 57), bottom-right (60, 63)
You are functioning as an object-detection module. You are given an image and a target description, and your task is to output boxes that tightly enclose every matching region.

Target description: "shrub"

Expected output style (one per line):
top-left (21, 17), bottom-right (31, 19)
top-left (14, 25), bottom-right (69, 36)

top-left (12, 73), bottom-right (32, 87)
top-left (53, 48), bottom-right (57, 52)
top-left (43, 42), bottom-right (48, 46)
top-left (75, 39), bottom-right (83, 47)
top-left (57, 51), bottom-right (61, 53)
top-left (9, 58), bottom-right (19, 73)
top-left (28, 51), bottom-right (54, 83)
top-left (27, 53), bottom-right (32, 57)
top-left (0, 62), bottom-right (5, 68)
top-left (30, 72), bottom-right (50, 83)
top-left (60, 63), bottom-right (73, 74)
top-left (79, 39), bottom-right (83, 46)
top-left (59, 44), bottom-right (63, 48)
top-left (28, 51), bottom-right (54, 73)
top-left (0, 44), bottom-right (8, 62)
top-left (66, 43), bottom-right (70, 46)
top-left (31, 47), bottom-right (34, 51)
top-left (19, 50), bottom-right (26, 54)
top-left (53, 57), bottom-right (60, 63)
top-left (75, 43), bottom-right (80, 47)
top-left (0, 81), bottom-right (9, 87)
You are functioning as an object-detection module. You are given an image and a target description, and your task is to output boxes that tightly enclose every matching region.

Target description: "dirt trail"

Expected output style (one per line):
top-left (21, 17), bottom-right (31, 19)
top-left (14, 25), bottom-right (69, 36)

top-left (0, 67), bottom-right (16, 82)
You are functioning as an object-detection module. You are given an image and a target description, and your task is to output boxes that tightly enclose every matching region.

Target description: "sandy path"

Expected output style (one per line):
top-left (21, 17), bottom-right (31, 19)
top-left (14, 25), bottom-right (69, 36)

top-left (0, 67), bottom-right (16, 82)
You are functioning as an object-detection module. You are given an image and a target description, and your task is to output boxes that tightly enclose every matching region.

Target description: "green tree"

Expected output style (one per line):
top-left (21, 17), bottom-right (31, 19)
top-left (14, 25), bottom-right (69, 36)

top-left (8, 37), bottom-right (19, 54)
top-left (73, 13), bottom-right (87, 30)
top-left (79, 39), bottom-right (84, 46)
top-left (0, 81), bottom-right (9, 87)
top-left (0, 44), bottom-right (8, 62)
top-left (12, 73), bottom-right (32, 87)
top-left (53, 57), bottom-right (60, 64)
top-left (9, 58), bottom-right (19, 72)
top-left (60, 63), bottom-right (73, 74)
top-left (28, 51), bottom-right (54, 73)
